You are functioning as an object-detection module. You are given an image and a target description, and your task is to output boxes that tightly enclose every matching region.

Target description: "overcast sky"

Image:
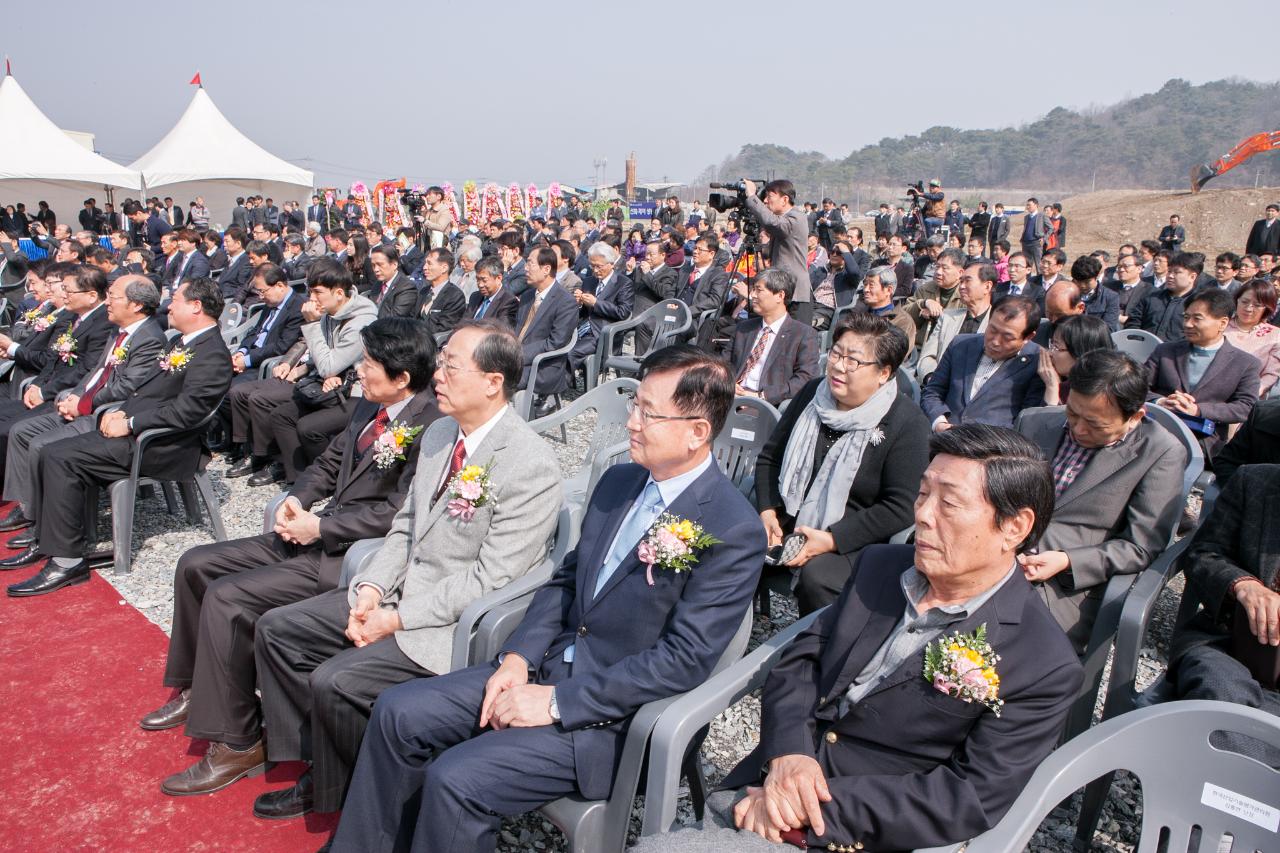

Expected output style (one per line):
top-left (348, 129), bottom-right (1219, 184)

top-left (6, 0), bottom-right (1275, 190)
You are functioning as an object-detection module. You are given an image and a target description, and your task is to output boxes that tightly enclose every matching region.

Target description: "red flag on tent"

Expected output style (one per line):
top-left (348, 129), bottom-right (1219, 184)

top-left (5, 57), bottom-right (11, 76)
top-left (189, 71), bottom-right (201, 86)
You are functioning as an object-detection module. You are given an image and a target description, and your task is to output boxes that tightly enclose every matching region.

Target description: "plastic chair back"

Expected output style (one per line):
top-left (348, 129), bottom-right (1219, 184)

top-left (528, 378), bottom-right (638, 471)
top-left (1111, 328), bottom-right (1161, 363)
top-left (897, 366), bottom-right (921, 404)
top-left (713, 396), bottom-right (780, 493)
top-left (1144, 404), bottom-right (1205, 501)
top-left (919, 701), bottom-right (1280, 853)
top-left (219, 301), bottom-right (244, 331)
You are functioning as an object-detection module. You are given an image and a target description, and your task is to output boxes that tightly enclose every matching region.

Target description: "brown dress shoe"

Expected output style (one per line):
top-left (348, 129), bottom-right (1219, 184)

top-left (160, 740), bottom-right (267, 796)
top-left (140, 689), bottom-right (191, 731)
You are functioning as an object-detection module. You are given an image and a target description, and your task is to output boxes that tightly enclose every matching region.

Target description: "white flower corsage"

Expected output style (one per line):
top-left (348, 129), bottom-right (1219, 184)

top-left (53, 331), bottom-right (77, 364)
top-left (372, 421), bottom-right (423, 470)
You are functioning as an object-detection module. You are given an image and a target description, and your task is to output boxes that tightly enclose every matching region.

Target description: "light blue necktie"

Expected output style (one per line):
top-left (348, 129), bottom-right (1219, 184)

top-left (564, 481), bottom-right (664, 663)
top-left (475, 297), bottom-right (490, 319)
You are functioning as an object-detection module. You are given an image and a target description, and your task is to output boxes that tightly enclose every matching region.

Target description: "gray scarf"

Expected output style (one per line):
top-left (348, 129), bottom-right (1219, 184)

top-left (778, 378), bottom-right (897, 530)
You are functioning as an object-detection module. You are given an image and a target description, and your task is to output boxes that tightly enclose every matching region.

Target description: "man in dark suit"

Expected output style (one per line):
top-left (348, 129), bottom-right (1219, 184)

top-left (306, 196), bottom-right (326, 234)
top-left (170, 228), bottom-right (212, 288)
top-left (229, 264), bottom-right (305, 380)
top-left (161, 198), bottom-right (184, 229)
top-left (968, 201), bottom-right (992, 245)
top-left (1167, 464), bottom-right (1280, 766)
top-left (1159, 214), bottom-right (1186, 252)
top-left (368, 244), bottom-right (418, 319)
top-left (1019, 198), bottom-right (1049, 269)
top-left (0, 265), bottom-right (113, 489)
top-left (677, 234), bottom-right (731, 322)
top-left (1105, 253), bottom-right (1151, 324)
top-left (0, 264), bottom-right (75, 388)
top-left (515, 247), bottom-right (578, 415)
top-left (1016, 350), bottom-right (1187, 651)
top-left (1145, 288), bottom-right (1261, 457)
top-left (466, 256), bottom-right (519, 330)
top-left (873, 204), bottom-right (893, 240)
top-left (6, 277), bottom-right (233, 596)
top-left (728, 268), bottom-right (820, 407)
top-left (640, 425), bottom-right (1082, 853)
top-left (993, 251), bottom-right (1046, 312)
top-left (1245, 203), bottom-right (1280, 257)
top-left (631, 241), bottom-right (680, 352)
top-left (1213, 399), bottom-right (1280, 484)
top-left (142, 319), bottom-right (443, 797)
top-left (78, 199), bottom-right (105, 234)
top-left (330, 346), bottom-right (766, 853)
top-left (416, 248), bottom-right (467, 337)
top-left (126, 200), bottom-right (173, 256)
top-left (0, 230), bottom-right (30, 288)
top-left (987, 203), bottom-right (1011, 258)
top-left (218, 227), bottom-right (254, 303)
top-left (1125, 251), bottom-right (1202, 342)
top-left (251, 224), bottom-right (284, 266)
top-left (231, 198), bottom-right (250, 232)
top-left (814, 198), bottom-right (842, 251)
top-left (0, 276), bottom-right (166, 536)
top-left (569, 244), bottom-right (635, 374)
top-left (921, 296), bottom-right (1046, 431)
top-left (497, 232), bottom-right (528, 297)
top-left (281, 235), bottom-right (313, 282)
top-left (1072, 255), bottom-right (1121, 332)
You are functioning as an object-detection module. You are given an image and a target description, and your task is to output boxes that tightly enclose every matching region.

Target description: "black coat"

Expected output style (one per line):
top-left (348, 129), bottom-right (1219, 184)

top-left (237, 291), bottom-right (305, 368)
top-left (466, 287), bottom-right (520, 330)
top-left (33, 304), bottom-right (114, 399)
top-left (373, 272), bottom-right (419, 319)
top-left (416, 281), bottom-right (467, 337)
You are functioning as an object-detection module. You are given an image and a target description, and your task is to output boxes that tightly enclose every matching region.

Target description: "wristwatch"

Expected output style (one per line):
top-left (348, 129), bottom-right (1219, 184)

top-left (548, 689), bottom-right (560, 722)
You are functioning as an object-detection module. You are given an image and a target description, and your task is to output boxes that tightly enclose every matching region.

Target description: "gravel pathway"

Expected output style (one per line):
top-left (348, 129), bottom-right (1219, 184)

top-left (93, 405), bottom-right (1189, 853)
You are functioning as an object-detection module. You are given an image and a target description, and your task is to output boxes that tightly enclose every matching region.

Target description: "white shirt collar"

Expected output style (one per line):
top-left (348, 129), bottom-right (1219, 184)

top-left (381, 394), bottom-right (414, 424)
top-left (120, 317), bottom-right (148, 339)
top-left (457, 405), bottom-right (508, 459)
top-left (763, 315), bottom-right (786, 334)
top-left (647, 452), bottom-right (715, 509)
top-left (181, 324), bottom-right (216, 346)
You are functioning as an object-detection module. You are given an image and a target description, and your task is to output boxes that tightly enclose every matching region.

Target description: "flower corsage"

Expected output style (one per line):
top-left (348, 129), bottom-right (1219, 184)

top-left (106, 343), bottom-right (129, 367)
top-left (53, 331), bottom-right (77, 364)
top-left (922, 624), bottom-right (1003, 715)
top-left (25, 308), bottom-right (54, 332)
top-left (159, 347), bottom-right (194, 373)
top-left (372, 421), bottom-right (423, 470)
top-left (636, 513), bottom-right (722, 586)
top-left (445, 462), bottom-right (496, 522)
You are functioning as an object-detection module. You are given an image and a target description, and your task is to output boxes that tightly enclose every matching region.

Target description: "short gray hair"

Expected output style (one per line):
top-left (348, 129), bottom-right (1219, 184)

top-left (866, 265), bottom-right (894, 286)
top-left (587, 242), bottom-right (619, 264)
top-left (123, 277), bottom-right (161, 315)
top-left (460, 246), bottom-right (483, 263)
top-left (306, 221), bottom-right (322, 235)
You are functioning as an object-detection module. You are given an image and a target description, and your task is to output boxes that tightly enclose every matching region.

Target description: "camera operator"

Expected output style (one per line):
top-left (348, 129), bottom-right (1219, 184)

top-left (909, 178), bottom-right (946, 237)
top-left (743, 179), bottom-right (812, 324)
top-left (418, 186), bottom-right (453, 250)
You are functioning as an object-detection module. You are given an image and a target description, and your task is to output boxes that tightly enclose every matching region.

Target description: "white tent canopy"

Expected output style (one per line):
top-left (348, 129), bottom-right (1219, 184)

top-left (129, 86), bottom-right (314, 230)
top-left (0, 73), bottom-right (140, 225)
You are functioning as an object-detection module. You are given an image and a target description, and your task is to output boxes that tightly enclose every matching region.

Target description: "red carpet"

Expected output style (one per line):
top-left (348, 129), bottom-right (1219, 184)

top-left (0, 561), bottom-right (338, 852)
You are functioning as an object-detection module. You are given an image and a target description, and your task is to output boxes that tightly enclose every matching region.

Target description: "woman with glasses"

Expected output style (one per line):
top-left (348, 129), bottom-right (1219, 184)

top-left (753, 311), bottom-right (931, 614)
top-left (1035, 314), bottom-right (1114, 406)
top-left (1225, 278), bottom-right (1279, 397)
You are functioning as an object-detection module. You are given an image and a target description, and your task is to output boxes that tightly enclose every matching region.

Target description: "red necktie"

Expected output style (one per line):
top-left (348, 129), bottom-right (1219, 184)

top-left (356, 408), bottom-right (390, 456)
top-left (79, 331), bottom-right (128, 416)
top-left (434, 438), bottom-right (467, 501)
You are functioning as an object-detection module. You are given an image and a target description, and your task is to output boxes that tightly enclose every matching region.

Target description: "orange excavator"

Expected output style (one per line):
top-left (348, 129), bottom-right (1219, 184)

top-left (1191, 130), bottom-right (1280, 192)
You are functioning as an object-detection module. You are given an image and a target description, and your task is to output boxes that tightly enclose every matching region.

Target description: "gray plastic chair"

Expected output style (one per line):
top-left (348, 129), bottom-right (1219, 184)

top-left (641, 610), bottom-right (825, 836)
top-left (897, 365), bottom-right (921, 405)
top-left (218, 301), bottom-right (244, 332)
top-left (713, 396), bottom-right (780, 498)
top-left (914, 701), bottom-right (1280, 853)
top-left (597, 300), bottom-right (693, 384)
top-left (1111, 328), bottom-right (1162, 363)
top-left (104, 407), bottom-right (227, 573)
top-left (819, 303), bottom-right (858, 355)
top-left (516, 329), bottom-right (578, 420)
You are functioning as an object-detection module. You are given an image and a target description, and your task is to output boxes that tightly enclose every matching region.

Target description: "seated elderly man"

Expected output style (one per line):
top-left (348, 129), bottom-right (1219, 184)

top-left (635, 424), bottom-right (1083, 853)
top-left (1015, 350), bottom-right (1186, 651)
top-left (920, 295), bottom-right (1046, 431)
top-left (1168, 463), bottom-right (1280, 767)
top-left (568, 243), bottom-right (635, 375)
top-left (329, 345), bottom-right (765, 853)
top-left (726, 269), bottom-right (820, 407)
top-left (915, 261), bottom-right (996, 381)
top-left (514, 246), bottom-right (578, 419)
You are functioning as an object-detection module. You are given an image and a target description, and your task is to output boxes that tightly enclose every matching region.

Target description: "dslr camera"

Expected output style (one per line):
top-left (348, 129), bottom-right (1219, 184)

top-left (707, 179), bottom-right (766, 213)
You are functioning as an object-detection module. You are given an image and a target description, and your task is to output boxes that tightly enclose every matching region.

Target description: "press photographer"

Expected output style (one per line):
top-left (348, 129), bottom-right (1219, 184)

top-left (907, 178), bottom-right (946, 239)
top-left (741, 179), bottom-right (812, 324)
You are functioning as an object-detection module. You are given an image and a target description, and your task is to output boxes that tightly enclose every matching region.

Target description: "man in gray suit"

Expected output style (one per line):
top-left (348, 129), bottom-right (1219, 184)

top-left (252, 319), bottom-right (564, 820)
top-left (0, 277), bottom-right (166, 533)
top-left (1015, 350), bottom-right (1186, 651)
top-left (631, 241), bottom-right (679, 352)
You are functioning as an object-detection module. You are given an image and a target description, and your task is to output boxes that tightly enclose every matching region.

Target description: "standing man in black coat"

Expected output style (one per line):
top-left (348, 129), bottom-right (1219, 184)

top-left (1245, 203), bottom-right (1280, 257)
top-left (6, 277), bottom-right (233, 596)
top-left (1159, 214), bottom-right (1186, 252)
top-left (987, 203), bottom-right (1011, 258)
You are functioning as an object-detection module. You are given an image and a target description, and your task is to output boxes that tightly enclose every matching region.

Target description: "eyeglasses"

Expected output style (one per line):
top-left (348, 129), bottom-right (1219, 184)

top-left (437, 348), bottom-right (487, 377)
top-left (63, 288), bottom-right (94, 295)
top-left (826, 348), bottom-right (879, 372)
top-left (626, 399), bottom-right (703, 426)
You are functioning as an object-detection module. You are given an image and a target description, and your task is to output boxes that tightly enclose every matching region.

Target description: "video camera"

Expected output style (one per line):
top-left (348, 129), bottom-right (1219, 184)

top-left (398, 188), bottom-right (428, 219)
top-left (904, 180), bottom-right (926, 202)
top-left (707, 179), bottom-right (766, 214)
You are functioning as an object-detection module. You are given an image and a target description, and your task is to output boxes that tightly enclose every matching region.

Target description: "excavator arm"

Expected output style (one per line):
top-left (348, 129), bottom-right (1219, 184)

top-left (1191, 131), bottom-right (1280, 192)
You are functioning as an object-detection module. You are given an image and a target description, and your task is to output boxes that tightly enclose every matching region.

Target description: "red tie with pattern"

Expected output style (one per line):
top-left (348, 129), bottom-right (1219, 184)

top-left (434, 438), bottom-right (467, 501)
top-left (737, 326), bottom-right (772, 382)
top-left (356, 408), bottom-right (390, 456)
top-left (78, 330), bottom-right (128, 416)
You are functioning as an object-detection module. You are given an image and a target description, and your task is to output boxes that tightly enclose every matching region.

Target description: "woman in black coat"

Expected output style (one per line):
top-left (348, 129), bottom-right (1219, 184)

top-left (756, 311), bottom-right (931, 614)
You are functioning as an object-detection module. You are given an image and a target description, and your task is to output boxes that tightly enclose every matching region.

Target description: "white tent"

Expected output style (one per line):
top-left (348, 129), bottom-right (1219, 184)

top-left (0, 73), bottom-right (141, 225)
top-left (129, 86), bottom-right (314, 230)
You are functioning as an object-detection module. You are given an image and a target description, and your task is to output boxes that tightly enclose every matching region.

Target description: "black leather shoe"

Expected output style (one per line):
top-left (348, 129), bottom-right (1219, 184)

top-left (225, 457), bottom-right (259, 478)
top-left (253, 769), bottom-right (313, 820)
top-left (0, 506), bottom-right (32, 532)
top-left (531, 395), bottom-right (558, 419)
top-left (0, 545), bottom-right (43, 569)
top-left (7, 559), bottom-right (90, 597)
top-left (7, 531), bottom-right (36, 549)
top-left (247, 463), bottom-right (284, 487)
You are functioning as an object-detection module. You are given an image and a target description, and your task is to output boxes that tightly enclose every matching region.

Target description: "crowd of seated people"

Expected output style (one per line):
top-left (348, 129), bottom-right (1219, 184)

top-left (0, 187), bottom-right (1278, 853)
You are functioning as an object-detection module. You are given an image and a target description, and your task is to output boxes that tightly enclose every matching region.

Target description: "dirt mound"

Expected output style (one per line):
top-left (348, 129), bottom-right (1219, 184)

top-left (1060, 186), bottom-right (1280, 258)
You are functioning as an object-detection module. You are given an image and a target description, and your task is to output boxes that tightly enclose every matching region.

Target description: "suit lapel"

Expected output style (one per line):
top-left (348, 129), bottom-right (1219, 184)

top-left (761, 320), bottom-right (792, 377)
top-left (332, 401), bottom-right (380, 501)
top-left (415, 409), bottom-right (515, 542)
top-left (826, 568), bottom-right (907, 696)
top-left (969, 345), bottom-right (1033, 405)
top-left (1190, 340), bottom-right (1234, 394)
top-left (1173, 342), bottom-right (1192, 391)
top-left (1056, 428), bottom-right (1140, 511)
top-left (580, 469), bottom-right (649, 608)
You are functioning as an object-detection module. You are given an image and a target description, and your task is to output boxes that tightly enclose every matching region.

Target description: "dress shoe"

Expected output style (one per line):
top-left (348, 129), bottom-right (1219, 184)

top-left (532, 395), bottom-right (559, 420)
top-left (160, 740), bottom-right (267, 796)
top-left (225, 457), bottom-right (258, 478)
top-left (248, 463), bottom-right (284, 487)
top-left (7, 531), bottom-right (36, 549)
top-left (140, 689), bottom-right (191, 731)
top-left (0, 506), bottom-right (32, 532)
top-left (0, 545), bottom-right (43, 570)
top-left (7, 559), bottom-right (89, 597)
top-left (253, 768), bottom-right (313, 819)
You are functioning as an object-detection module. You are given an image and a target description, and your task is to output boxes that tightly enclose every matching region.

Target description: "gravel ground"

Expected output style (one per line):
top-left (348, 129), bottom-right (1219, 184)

top-left (95, 402), bottom-right (1192, 853)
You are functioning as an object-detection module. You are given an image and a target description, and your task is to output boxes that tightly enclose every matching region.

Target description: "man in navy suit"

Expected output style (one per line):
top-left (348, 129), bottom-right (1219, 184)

top-left (331, 346), bottom-right (766, 853)
top-left (569, 243), bottom-right (635, 373)
top-left (1071, 254), bottom-right (1120, 332)
top-left (921, 296), bottom-right (1045, 431)
top-left (639, 425), bottom-right (1082, 853)
top-left (465, 257), bottom-right (519, 330)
